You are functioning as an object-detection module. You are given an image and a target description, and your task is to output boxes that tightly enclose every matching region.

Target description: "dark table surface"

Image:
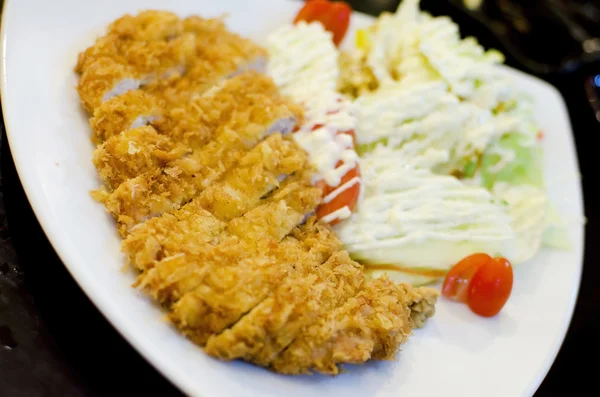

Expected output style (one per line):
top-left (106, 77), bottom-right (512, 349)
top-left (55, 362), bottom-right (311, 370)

top-left (1, 0), bottom-right (599, 396)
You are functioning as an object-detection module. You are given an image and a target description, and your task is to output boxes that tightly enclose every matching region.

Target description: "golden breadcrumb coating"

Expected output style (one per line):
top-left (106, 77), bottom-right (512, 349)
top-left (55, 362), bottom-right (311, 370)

top-left (154, 71), bottom-right (287, 148)
top-left (100, 131), bottom-right (304, 233)
top-left (123, 199), bottom-right (226, 273)
top-left (168, 220), bottom-right (340, 347)
top-left (76, 32), bottom-right (196, 77)
top-left (108, 10), bottom-right (183, 41)
top-left (203, 250), bottom-right (363, 366)
top-left (122, 172), bottom-right (318, 273)
top-left (168, 233), bottom-right (317, 346)
top-left (134, 172), bottom-right (318, 305)
top-left (77, 57), bottom-right (142, 112)
top-left (198, 134), bottom-right (308, 222)
top-left (92, 125), bottom-right (188, 190)
top-left (90, 90), bottom-right (164, 144)
top-left (271, 276), bottom-right (412, 375)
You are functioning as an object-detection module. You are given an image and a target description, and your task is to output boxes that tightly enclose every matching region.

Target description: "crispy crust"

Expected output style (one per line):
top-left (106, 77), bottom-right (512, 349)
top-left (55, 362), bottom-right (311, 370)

top-left (77, 57), bottom-right (141, 112)
top-left (92, 126), bottom-right (188, 190)
top-left (90, 90), bottom-right (164, 144)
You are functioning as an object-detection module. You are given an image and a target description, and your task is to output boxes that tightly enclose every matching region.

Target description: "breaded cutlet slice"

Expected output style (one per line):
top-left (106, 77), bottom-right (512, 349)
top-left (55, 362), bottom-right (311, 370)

top-left (134, 173), bottom-right (322, 302)
top-left (77, 32), bottom-right (196, 77)
top-left (83, 35), bottom-right (270, 143)
top-left (89, 90), bottom-right (163, 144)
top-left (76, 34), bottom-right (196, 112)
top-left (168, 223), bottom-right (341, 346)
top-left (148, 19), bottom-right (268, 107)
top-left (122, 199), bottom-right (225, 273)
top-left (91, 73), bottom-right (299, 193)
top-left (122, 170), bottom-right (319, 272)
top-left (77, 57), bottom-right (144, 112)
top-left (197, 135), bottom-right (308, 222)
top-left (269, 276), bottom-right (413, 375)
top-left (99, 130), bottom-right (305, 234)
top-left (153, 72), bottom-right (286, 148)
top-left (75, 11), bottom-right (184, 73)
top-left (203, 250), bottom-right (363, 366)
top-left (92, 125), bottom-right (188, 190)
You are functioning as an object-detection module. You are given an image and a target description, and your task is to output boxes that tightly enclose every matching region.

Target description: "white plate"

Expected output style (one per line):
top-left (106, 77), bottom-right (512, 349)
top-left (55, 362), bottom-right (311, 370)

top-left (0, 0), bottom-right (585, 396)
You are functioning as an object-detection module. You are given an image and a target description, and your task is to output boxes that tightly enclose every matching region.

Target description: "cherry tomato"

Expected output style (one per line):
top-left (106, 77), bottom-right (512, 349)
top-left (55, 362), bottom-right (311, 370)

top-left (442, 253), bottom-right (490, 303)
top-left (316, 162), bottom-right (360, 225)
top-left (468, 257), bottom-right (513, 317)
top-left (442, 253), bottom-right (513, 317)
top-left (294, 0), bottom-right (352, 46)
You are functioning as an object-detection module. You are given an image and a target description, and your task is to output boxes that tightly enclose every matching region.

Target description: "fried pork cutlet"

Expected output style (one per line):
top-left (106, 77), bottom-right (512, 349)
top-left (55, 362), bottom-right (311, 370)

top-left (92, 125), bottom-right (188, 190)
top-left (99, 119), bottom-right (303, 233)
top-left (156, 17), bottom-right (268, 107)
top-left (75, 11), bottom-right (185, 73)
top-left (203, 250), bottom-right (363, 366)
top-left (270, 277), bottom-right (415, 375)
top-left (123, 170), bottom-right (319, 272)
top-left (76, 12), bottom-right (266, 113)
top-left (89, 90), bottom-right (163, 144)
top-left (76, 34), bottom-right (196, 112)
top-left (90, 72), bottom-right (297, 193)
top-left (154, 71), bottom-right (287, 148)
top-left (168, 224), bottom-right (340, 346)
top-left (133, 173), bottom-right (322, 301)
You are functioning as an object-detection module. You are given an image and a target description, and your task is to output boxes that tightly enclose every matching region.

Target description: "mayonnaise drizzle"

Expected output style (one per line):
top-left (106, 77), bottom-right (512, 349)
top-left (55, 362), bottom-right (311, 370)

top-left (336, 157), bottom-right (514, 252)
top-left (267, 22), bottom-right (362, 222)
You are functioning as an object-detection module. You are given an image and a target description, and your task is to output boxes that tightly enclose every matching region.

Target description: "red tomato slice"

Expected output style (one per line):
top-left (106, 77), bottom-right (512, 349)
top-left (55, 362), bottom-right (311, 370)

top-left (316, 163), bottom-right (360, 225)
top-left (294, 0), bottom-right (352, 46)
top-left (468, 257), bottom-right (513, 317)
top-left (442, 253), bottom-right (490, 303)
top-left (442, 253), bottom-right (514, 317)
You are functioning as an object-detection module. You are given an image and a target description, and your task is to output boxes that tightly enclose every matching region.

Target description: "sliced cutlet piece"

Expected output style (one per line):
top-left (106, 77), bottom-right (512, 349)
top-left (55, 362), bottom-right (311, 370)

top-left (203, 249), bottom-right (363, 366)
top-left (75, 11), bottom-right (184, 73)
top-left (89, 90), bottom-right (163, 144)
top-left (92, 73), bottom-right (295, 189)
top-left (76, 27), bottom-right (196, 112)
top-left (167, 223), bottom-right (340, 346)
top-left (77, 57), bottom-right (144, 113)
top-left (225, 171), bottom-right (321, 243)
top-left (134, 173), bottom-right (322, 303)
top-left (122, 170), bottom-right (319, 273)
top-left (271, 276), bottom-right (416, 375)
top-left (123, 199), bottom-right (225, 273)
top-left (155, 19), bottom-right (268, 107)
top-left (153, 72), bottom-right (285, 149)
top-left (76, 32), bottom-right (195, 77)
top-left (92, 125), bottom-right (188, 190)
top-left (184, 15), bottom-right (267, 74)
top-left (100, 112), bottom-right (301, 233)
top-left (197, 135), bottom-right (308, 222)
top-left (76, 35), bottom-right (196, 112)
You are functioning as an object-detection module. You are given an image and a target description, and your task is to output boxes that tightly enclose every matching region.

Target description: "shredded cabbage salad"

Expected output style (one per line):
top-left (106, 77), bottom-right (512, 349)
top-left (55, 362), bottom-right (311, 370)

top-left (267, 0), bottom-right (571, 286)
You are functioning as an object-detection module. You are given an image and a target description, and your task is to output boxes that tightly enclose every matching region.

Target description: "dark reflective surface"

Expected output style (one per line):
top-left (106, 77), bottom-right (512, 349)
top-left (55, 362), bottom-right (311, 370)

top-left (0, 1), bottom-right (598, 396)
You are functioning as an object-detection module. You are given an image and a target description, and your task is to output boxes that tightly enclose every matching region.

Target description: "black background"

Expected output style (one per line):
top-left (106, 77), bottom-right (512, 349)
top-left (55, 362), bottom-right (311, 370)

top-left (0, 0), bottom-right (598, 396)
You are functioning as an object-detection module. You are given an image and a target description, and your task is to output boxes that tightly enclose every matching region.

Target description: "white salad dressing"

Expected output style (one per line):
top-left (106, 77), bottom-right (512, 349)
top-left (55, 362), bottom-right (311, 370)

top-left (335, 155), bottom-right (516, 269)
top-left (267, 21), bottom-right (362, 223)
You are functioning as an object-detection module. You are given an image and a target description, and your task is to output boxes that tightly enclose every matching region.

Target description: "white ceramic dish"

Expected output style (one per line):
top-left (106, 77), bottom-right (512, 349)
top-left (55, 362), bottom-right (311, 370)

top-left (0, 0), bottom-right (584, 396)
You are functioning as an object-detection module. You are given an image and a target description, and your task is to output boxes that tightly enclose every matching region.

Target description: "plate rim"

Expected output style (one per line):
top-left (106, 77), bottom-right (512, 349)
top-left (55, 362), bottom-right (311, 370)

top-left (0, 1), bottom-right (585, 396)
